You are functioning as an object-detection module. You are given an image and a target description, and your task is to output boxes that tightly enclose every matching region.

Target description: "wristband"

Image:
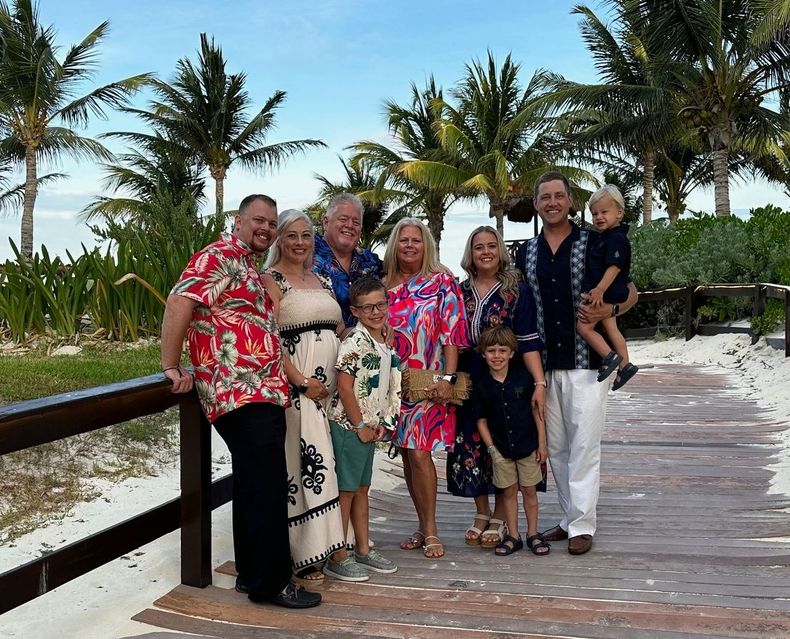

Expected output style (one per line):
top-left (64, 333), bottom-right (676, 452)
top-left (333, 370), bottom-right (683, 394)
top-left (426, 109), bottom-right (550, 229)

top-left (487, 445), bottom-right (496, 453)
top-left (355, 421), bottom-right (366, 430)
top-left (611, 303), bottom-right (620, 317)
top-left (534, 380), bottom-right (547, 387)
top-left (162, 366), bottom-right (180, 373)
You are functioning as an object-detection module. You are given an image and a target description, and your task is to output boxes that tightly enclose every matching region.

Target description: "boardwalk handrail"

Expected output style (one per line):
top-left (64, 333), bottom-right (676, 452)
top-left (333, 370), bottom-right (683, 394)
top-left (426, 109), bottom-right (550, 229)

top-left (629, 282), bottom-right (790, 356)
top-left (0, 375), bottom-right (230, 615)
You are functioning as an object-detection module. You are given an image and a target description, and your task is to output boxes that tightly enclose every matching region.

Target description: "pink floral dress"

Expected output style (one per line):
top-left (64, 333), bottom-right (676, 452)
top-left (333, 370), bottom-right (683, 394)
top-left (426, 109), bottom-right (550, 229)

top-left (387, 272), bottom-right (469, 452)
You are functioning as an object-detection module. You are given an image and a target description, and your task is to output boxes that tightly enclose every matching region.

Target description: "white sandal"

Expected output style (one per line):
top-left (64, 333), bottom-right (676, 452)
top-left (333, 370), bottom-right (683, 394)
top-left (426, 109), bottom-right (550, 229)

top-left (480, 518), bottom-right (507, 549)
top-left (464, 512), bottom-right (491, 546)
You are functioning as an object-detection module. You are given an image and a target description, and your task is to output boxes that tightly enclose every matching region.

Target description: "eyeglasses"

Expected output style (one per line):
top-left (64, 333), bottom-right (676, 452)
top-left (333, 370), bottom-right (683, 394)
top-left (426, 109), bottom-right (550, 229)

top-left (352, 301), bottom-right (389, 314)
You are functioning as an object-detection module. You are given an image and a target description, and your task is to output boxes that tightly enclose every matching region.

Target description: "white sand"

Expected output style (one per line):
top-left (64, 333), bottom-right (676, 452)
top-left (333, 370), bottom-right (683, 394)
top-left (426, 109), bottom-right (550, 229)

top-left (1, 334), bottom-right (788, 637)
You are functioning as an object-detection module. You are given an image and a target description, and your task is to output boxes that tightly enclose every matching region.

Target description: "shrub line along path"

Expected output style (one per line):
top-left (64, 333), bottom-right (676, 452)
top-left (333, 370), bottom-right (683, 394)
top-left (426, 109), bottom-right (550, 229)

top-left (125, 361), bottom-right (790, 637)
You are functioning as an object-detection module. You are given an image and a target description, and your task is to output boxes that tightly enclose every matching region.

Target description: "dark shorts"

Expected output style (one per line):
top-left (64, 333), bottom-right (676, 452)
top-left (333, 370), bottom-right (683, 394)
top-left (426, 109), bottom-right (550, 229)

top-left (330, 420), bottom-right (375, 492)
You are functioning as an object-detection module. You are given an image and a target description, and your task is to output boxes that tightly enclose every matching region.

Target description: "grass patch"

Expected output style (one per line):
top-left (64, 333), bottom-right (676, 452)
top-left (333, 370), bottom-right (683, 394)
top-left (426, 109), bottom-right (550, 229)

top-left (0, 339), bottom-right (181, 543)
top-left (0, 340), bottom-right (163, 403)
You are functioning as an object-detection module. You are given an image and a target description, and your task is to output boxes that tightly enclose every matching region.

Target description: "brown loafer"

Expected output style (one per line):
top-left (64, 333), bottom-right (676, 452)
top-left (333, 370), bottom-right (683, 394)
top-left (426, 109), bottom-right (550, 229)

top-left (541, 525), bottom-right (568, 542)
top-left (568, 534), bottom-right (593, 555)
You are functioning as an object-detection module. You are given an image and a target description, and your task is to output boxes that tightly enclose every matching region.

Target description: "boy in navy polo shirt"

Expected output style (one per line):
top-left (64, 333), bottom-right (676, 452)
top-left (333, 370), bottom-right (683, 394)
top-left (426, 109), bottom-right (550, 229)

top-left (474, 326), bottom-right (550, 556)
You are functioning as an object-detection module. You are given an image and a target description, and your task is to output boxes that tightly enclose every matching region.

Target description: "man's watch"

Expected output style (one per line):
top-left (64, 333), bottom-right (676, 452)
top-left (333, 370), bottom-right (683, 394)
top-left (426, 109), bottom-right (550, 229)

top-left (611, 303), bottom-right (620, 317)
top-left (297, 378), bottom-right (309, 394)
top-left (441, 373), bottom-right (458, 385)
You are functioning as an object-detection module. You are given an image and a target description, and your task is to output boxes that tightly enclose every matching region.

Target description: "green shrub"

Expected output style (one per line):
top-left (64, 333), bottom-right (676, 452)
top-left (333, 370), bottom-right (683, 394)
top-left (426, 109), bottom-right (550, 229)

top-left (631, 209), bottom-right (790, 290)
top-left (750, 298), bottom-right (785, 335)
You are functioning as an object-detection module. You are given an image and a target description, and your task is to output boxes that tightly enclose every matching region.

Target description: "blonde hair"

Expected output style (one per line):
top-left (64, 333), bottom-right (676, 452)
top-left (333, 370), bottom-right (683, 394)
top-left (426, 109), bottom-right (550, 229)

top-left (589, 184), bottom-right (625, 211)
top-left (264, 209), bottom-right (315, 269)
top-left (460, 226), bottom-right (521, 299)
top-left (383, 218), bottom-right (441, 282)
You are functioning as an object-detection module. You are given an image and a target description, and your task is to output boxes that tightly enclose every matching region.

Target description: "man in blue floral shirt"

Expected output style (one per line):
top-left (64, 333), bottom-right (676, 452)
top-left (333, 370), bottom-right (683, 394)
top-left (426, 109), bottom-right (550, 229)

top-left (313, 193), bottom-right (383, 329)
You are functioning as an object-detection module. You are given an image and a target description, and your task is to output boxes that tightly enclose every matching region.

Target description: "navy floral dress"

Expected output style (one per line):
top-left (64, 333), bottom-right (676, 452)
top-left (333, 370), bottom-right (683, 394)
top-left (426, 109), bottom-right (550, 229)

top-left (446, 278), bottom-right (542, 497)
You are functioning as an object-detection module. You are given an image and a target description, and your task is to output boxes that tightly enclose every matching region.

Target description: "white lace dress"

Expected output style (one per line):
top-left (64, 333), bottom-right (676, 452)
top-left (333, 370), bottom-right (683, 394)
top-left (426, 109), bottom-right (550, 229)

top-left (266, 268), bottom-right (345, 570)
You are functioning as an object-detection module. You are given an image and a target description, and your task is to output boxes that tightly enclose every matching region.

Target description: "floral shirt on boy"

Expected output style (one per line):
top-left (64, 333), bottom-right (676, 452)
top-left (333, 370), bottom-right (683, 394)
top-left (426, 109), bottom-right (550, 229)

top-left (171, 232), bottom-right (290, 423)
top-left (329, 324), bottom-right (401, 431)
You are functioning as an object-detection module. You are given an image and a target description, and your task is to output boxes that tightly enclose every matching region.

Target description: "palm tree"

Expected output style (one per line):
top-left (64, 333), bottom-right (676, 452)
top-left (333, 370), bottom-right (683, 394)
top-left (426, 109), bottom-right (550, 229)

top-left (112, 33), bottom-right (326, 217)
top-left (0, 152), bottom-right (64, 215)
top-left (351, 77), bottom-right (460, 247)
top-left (0, 161), bottom-right (64, 216)
top-left (396, 53), bottom-right (589, 237)
top-left (0, 0), bottom-right (152, 259)
top-left (540, 3), bottom-right (684, 224)
top-left (633, 0), bottom-right (790, 216)
top-left (82, 133), bottom-right (206, 222)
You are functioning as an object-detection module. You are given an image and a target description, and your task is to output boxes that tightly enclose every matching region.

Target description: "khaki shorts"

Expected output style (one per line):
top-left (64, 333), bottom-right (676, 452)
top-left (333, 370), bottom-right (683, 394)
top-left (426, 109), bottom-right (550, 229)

top-left (491, 447), bottom-right (543, 488)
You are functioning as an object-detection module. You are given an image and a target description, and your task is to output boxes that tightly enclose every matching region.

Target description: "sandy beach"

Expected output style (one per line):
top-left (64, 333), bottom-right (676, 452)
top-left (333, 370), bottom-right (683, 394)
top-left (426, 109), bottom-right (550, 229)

top-left (1, 333), bottom-right (788, 638)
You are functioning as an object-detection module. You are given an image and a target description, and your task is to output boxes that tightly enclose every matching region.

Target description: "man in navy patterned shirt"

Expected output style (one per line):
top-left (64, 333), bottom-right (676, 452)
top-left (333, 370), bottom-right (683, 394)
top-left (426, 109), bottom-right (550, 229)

top-left (516, 172), bottom-right (637, 555)
top-left (313, 193), bottom-right (384, 329)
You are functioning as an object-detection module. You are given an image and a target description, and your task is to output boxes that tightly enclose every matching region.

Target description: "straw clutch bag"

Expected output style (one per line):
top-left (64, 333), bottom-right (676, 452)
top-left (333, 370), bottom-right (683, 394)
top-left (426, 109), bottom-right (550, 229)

top-left (402, 369), bottom-right (472, 406)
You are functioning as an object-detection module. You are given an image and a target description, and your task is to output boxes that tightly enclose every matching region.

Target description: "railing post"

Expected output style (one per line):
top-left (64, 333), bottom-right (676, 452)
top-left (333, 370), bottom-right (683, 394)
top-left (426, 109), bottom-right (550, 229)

top-left (180, 393), bottom-right (212, 587)
top-left (785, 289), bottom-right (790, 358)
top-left (752, 284), bottom-right (767, 344)
top-left (684, 285), bottom-right (696, 341)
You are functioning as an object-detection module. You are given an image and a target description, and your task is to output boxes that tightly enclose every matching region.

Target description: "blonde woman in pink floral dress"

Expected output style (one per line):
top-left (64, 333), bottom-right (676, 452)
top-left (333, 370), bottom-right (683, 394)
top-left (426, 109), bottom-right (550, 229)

top-left (382, 218), bottom-right (469, 559)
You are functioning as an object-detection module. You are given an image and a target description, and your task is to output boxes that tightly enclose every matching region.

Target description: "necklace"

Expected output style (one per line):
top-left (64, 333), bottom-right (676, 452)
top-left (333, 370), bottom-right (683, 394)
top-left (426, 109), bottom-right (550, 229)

top-left (277, 266), bottom-right (310, 282)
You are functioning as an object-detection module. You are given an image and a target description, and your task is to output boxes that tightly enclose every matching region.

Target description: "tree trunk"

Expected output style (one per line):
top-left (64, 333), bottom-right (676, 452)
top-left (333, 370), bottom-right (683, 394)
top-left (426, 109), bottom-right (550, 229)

top-left (21, 145), bottom-right (38, 261)
top-left (489, 202), bottom-right (505, 238)
top-left (210, 164), bottom-right (228, 218)
top-left (667, 201), bottom-right (679, 223)
top-left (642, 148), bottom-right (655, 225)
top-left (427, 209), bottom-right (445, 258)
top-left (711, 147), bottom-right (731, 217)
top-left (214, 175), bottom-right (224, 217)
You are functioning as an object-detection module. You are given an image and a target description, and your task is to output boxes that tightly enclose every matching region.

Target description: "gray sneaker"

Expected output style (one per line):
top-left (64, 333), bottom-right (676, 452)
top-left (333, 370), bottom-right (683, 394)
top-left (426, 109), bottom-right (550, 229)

top-left (323, 556), bottom-right (370, 582)
top-left (354, 548), bottom-right (398, 574)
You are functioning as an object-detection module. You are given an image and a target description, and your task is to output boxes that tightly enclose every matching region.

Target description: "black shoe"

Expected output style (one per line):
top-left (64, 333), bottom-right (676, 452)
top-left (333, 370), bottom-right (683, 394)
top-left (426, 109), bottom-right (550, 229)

top-left (234, 577), bottom-right (249, 594)
top-left (268, 581), bottom-right (321, 609)
top-left (597, 351), bottom-right (622, 382)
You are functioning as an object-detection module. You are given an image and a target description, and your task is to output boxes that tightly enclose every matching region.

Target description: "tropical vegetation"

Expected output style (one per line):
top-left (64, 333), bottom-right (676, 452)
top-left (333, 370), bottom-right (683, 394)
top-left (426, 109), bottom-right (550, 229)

top-left (0, 0), bottom-right (152, 259)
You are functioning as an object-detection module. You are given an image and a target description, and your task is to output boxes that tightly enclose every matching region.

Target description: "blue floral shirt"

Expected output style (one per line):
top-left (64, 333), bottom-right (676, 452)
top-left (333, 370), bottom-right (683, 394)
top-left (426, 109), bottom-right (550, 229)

top-left (313, 234), bottom-right (384, 328)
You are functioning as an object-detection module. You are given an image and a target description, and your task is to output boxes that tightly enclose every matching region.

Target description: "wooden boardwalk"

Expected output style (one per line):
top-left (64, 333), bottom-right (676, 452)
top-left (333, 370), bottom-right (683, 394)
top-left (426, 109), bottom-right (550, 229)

top-left (130, 363), bottom-right (790, 638)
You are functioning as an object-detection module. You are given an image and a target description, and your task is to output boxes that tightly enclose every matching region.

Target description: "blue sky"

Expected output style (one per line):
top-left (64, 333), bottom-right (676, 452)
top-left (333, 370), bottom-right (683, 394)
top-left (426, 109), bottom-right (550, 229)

top-left (1, 0), bottom-right (788, 272)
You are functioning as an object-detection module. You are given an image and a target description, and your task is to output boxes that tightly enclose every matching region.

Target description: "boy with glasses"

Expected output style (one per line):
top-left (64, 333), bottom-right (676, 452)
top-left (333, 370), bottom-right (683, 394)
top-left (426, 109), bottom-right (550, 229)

top-left (324, 276), bottom-right (402, 580)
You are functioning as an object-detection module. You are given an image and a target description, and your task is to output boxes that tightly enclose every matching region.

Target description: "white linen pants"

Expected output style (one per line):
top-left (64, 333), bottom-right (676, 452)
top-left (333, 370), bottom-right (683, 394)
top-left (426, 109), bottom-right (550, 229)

top-left (545, 369), bottom-right (610, 537)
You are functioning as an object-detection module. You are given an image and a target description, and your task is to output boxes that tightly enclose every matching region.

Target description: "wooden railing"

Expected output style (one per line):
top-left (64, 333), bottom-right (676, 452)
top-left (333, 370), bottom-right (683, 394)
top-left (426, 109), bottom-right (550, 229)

top-left (0, 375), bottom-right (231, 615)
top-left (1, 280), bottom-right (788, 614)
top-left (626, 283), bottom-right (790, 356)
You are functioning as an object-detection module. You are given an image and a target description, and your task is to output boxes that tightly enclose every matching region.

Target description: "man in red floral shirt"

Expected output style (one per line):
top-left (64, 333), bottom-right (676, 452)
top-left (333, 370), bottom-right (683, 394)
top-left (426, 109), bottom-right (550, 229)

top-left (161, 194), bottom-right (321, 609)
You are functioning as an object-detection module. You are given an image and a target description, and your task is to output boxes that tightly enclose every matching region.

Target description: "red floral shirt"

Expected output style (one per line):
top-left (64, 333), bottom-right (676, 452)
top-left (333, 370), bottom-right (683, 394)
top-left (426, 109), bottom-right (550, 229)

top-left (171, 233), bottom-right (290, 422)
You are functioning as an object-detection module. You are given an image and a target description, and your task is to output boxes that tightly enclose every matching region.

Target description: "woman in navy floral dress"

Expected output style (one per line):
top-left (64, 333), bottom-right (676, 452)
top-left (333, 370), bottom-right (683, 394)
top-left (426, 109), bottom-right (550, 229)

top-left (446, 226), bottom-right (545, 548)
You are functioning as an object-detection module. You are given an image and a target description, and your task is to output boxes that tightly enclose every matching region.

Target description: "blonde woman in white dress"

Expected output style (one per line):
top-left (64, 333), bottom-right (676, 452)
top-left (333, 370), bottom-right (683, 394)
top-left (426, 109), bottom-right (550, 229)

top-left (263, 209), bottom-right (345, 583)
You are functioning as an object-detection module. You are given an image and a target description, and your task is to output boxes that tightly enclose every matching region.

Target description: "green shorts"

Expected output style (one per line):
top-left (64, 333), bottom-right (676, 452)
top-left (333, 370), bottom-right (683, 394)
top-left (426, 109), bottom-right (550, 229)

top-left (329, 420), bottom-right (375, 492)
